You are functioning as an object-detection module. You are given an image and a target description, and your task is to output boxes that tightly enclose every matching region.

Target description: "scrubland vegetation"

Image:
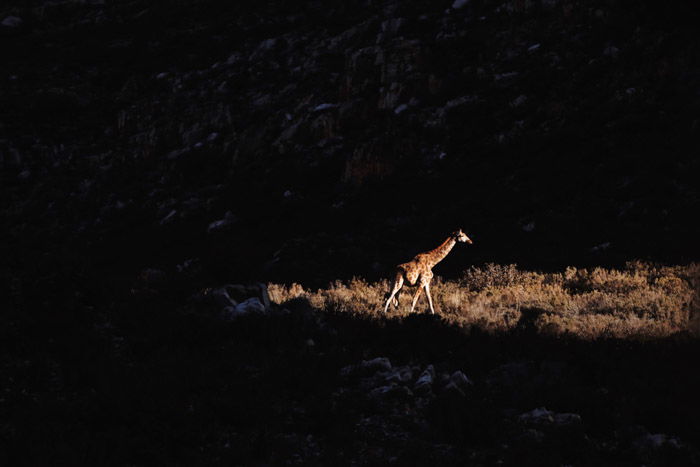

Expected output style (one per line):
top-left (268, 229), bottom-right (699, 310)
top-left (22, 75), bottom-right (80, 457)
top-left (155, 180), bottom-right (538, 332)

top-left (270, 262), bottom-right (699, 339)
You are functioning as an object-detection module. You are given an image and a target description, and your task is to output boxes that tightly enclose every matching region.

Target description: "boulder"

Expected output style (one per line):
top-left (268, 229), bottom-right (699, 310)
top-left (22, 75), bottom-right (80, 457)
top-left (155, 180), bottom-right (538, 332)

top-left (383, 366), bottom-right (413, 384)
top-left (208, 287), bottom-right (237, 308)
top-left (1, 16), bottom-right (23, 29)
top-left (235, 297), bottom-right (266, 314)
top-left (369, 383), bottom-right (413, 402)
top-left (414, 364), bottom-right (435, 394)
top-left (519, 407), bottom-right (582, 427)
top-left (361, 357), bottom-right (392, 373)
top-left (223, 283), bottom-right (271, 309)
top-left (222, 297), bottom-right (266, 319)
top-left (138, 268), bottom-right (167, 288)
top-left (207, 211), bottom-right (236, 233)
top-left (449, 370), bottom-right (473, 391)
top-left (518, 407), bottom-right (554, 425)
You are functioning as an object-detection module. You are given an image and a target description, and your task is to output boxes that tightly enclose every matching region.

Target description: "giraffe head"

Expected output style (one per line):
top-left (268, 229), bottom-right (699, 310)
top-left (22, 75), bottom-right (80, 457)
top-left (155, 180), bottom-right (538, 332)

top-left (452, 229), bottom-right (473, 244)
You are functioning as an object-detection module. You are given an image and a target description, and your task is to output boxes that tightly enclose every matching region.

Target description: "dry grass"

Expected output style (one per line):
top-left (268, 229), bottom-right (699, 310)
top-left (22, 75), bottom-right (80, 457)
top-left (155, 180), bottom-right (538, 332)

top-left (269, 262), bottom-right (700, 339)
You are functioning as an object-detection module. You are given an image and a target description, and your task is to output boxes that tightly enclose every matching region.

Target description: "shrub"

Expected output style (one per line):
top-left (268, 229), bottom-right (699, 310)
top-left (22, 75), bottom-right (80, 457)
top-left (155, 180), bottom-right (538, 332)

top-left (269, 262), bottom-right (699, 339)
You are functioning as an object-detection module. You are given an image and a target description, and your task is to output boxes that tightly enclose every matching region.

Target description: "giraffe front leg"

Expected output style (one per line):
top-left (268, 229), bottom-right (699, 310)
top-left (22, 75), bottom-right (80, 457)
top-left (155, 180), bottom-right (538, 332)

top-left (384, 279), bottom-right (403, 314)
top-left (424, 282), bottom-right (436, 315)
top-left (409, 286), bottom-right (423, 313)
top-left (387, 274), bottom-right (404, 312)
top-left (383, 290), bottom-right (397, 314)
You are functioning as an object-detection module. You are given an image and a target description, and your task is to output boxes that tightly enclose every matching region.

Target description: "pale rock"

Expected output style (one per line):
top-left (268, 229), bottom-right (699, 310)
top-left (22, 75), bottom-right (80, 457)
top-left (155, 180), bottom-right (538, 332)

top-left (235, 297), bottom-right (266, 314)
top-left (450, 370), bottom-right (473, 391)
top-left (361, 357), bottom-right (392, 373)
top-left (207, 211), bottom-right (236, 233)
top-left (519, 407), bottom-right (554, 424)
top-left (414, 365), bottom-right (435, 394)
top-left (159, 209), bottom-right (177, 225)
top-left (1, 16), bottom-right (23, 28)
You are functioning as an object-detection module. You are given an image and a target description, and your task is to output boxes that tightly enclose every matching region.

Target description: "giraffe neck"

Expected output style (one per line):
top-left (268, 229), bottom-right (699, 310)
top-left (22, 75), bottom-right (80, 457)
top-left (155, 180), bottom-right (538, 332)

top-left (426, 237), bottom-right (456, 268)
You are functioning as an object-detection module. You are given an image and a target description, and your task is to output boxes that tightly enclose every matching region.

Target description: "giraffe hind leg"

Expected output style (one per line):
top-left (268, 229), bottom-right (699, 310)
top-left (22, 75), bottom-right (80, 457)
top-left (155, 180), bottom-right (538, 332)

top-left (424, 281), bottom-right (436, 315)
top-left (383, 273), bottom-right (404, 314)
top-left (409, 286), bottom-right (423, 313)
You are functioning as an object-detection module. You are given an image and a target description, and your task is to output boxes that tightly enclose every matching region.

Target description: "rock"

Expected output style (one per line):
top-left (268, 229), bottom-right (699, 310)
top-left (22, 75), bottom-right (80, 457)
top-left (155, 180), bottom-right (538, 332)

top-left (445, 95), bottom-right (478, 109)
top-left (443, 381), bottom-right (467, 397)
top-left (494, 71), bottom-right (519, 81)
top-left (222, 297), bottom-right (266, 319)
top-left (510, 95), bottom-right (527, 108)
top-left (249, 37), bottom-right (281, 61)
top-left (257, 283), bottom-right (271, 309)
top-left (519, 408), bottom-right (582, 427)
top-left (383, 366), bottom-right (413, 384)
top-left (590, 242), bottom-right (611, 252)
top-left (1, 16), bottom-right (23, 29)
top-left (394, 103), bottom-right (408, 114)
top-left (441, 370), bottom-right (472, 397)
top-left (166, 148), bottom-right (188, 160)
top-left (518, 407), bottom-right (554, 425)
top-left (553, 413), bottom-right (582, 427)
top-left (176, 258), bottom-right (200, 275)
top-left (414, 364), bottom-right (435, 394)
top-left (644, 434), bottom-right (668, 448)
top-left (443, 381), bottom-right (465, 397)
top-left (381, 18), bottom-right (404, 35)
top-left (449, 370), bottom-right (473, 391)
top-left (0, 146), bottom-right (21, 169)
top-left (603, 45), bottom-right (620, 58)
top-left (514, 428), bottom-right (545, 444)
top-left (369, 383), bottom-right (412, 401)
top-left (236, 297), bottom-right (266, 314)
top-left (631, 432), bottom-right (684, 459)
top-left (312, 103), bottom-right (338, 112)
top-left (138, 268), bottom-right (167, 287)
top-left (361, 357), bottom-right (392, 373)
top-left (159, 209), bottom-right (177, 225)
top-left (522, 221), bottom-right (535, 232)
top-left (377, 18), bottom-right (405, 42)
top-left (207, 211), bottom-right (236, 233)
top-left (208, 287), bottom-right (237, 308)
top-left (339, 357), bottom-right (392, 379)
top-left (220, 283), bottom-right (271, 309)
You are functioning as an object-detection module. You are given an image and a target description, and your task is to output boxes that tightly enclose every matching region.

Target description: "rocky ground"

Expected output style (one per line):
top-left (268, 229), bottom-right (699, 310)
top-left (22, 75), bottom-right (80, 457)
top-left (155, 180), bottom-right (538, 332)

top-left (4, 279), bottom-right (700, 465)
top-left (2, 0), bottom-right (700, 465)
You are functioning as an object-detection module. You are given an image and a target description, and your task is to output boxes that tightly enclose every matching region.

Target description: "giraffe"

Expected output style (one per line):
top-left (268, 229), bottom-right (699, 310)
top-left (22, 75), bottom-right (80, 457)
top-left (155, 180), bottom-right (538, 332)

top-left (383, 229), bottom-right (473, 314)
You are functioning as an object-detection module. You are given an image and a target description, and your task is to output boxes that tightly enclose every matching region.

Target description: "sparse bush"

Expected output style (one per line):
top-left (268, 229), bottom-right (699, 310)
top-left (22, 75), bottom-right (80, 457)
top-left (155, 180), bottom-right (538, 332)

top-left (269, 262), bottom-right (699, 339)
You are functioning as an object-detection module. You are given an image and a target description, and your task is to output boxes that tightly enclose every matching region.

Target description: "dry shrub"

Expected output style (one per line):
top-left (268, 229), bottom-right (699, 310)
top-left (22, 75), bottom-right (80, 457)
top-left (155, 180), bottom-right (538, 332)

top-left (268, 262), bottom-right (699, 339)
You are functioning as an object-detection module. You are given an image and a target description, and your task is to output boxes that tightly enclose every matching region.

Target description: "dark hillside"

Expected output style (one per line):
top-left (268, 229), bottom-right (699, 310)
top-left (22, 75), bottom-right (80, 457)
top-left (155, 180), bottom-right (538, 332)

top-left (2, 0), bottom-right (700, 285)
top-left (2, 1), bottom-right (700, 465)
